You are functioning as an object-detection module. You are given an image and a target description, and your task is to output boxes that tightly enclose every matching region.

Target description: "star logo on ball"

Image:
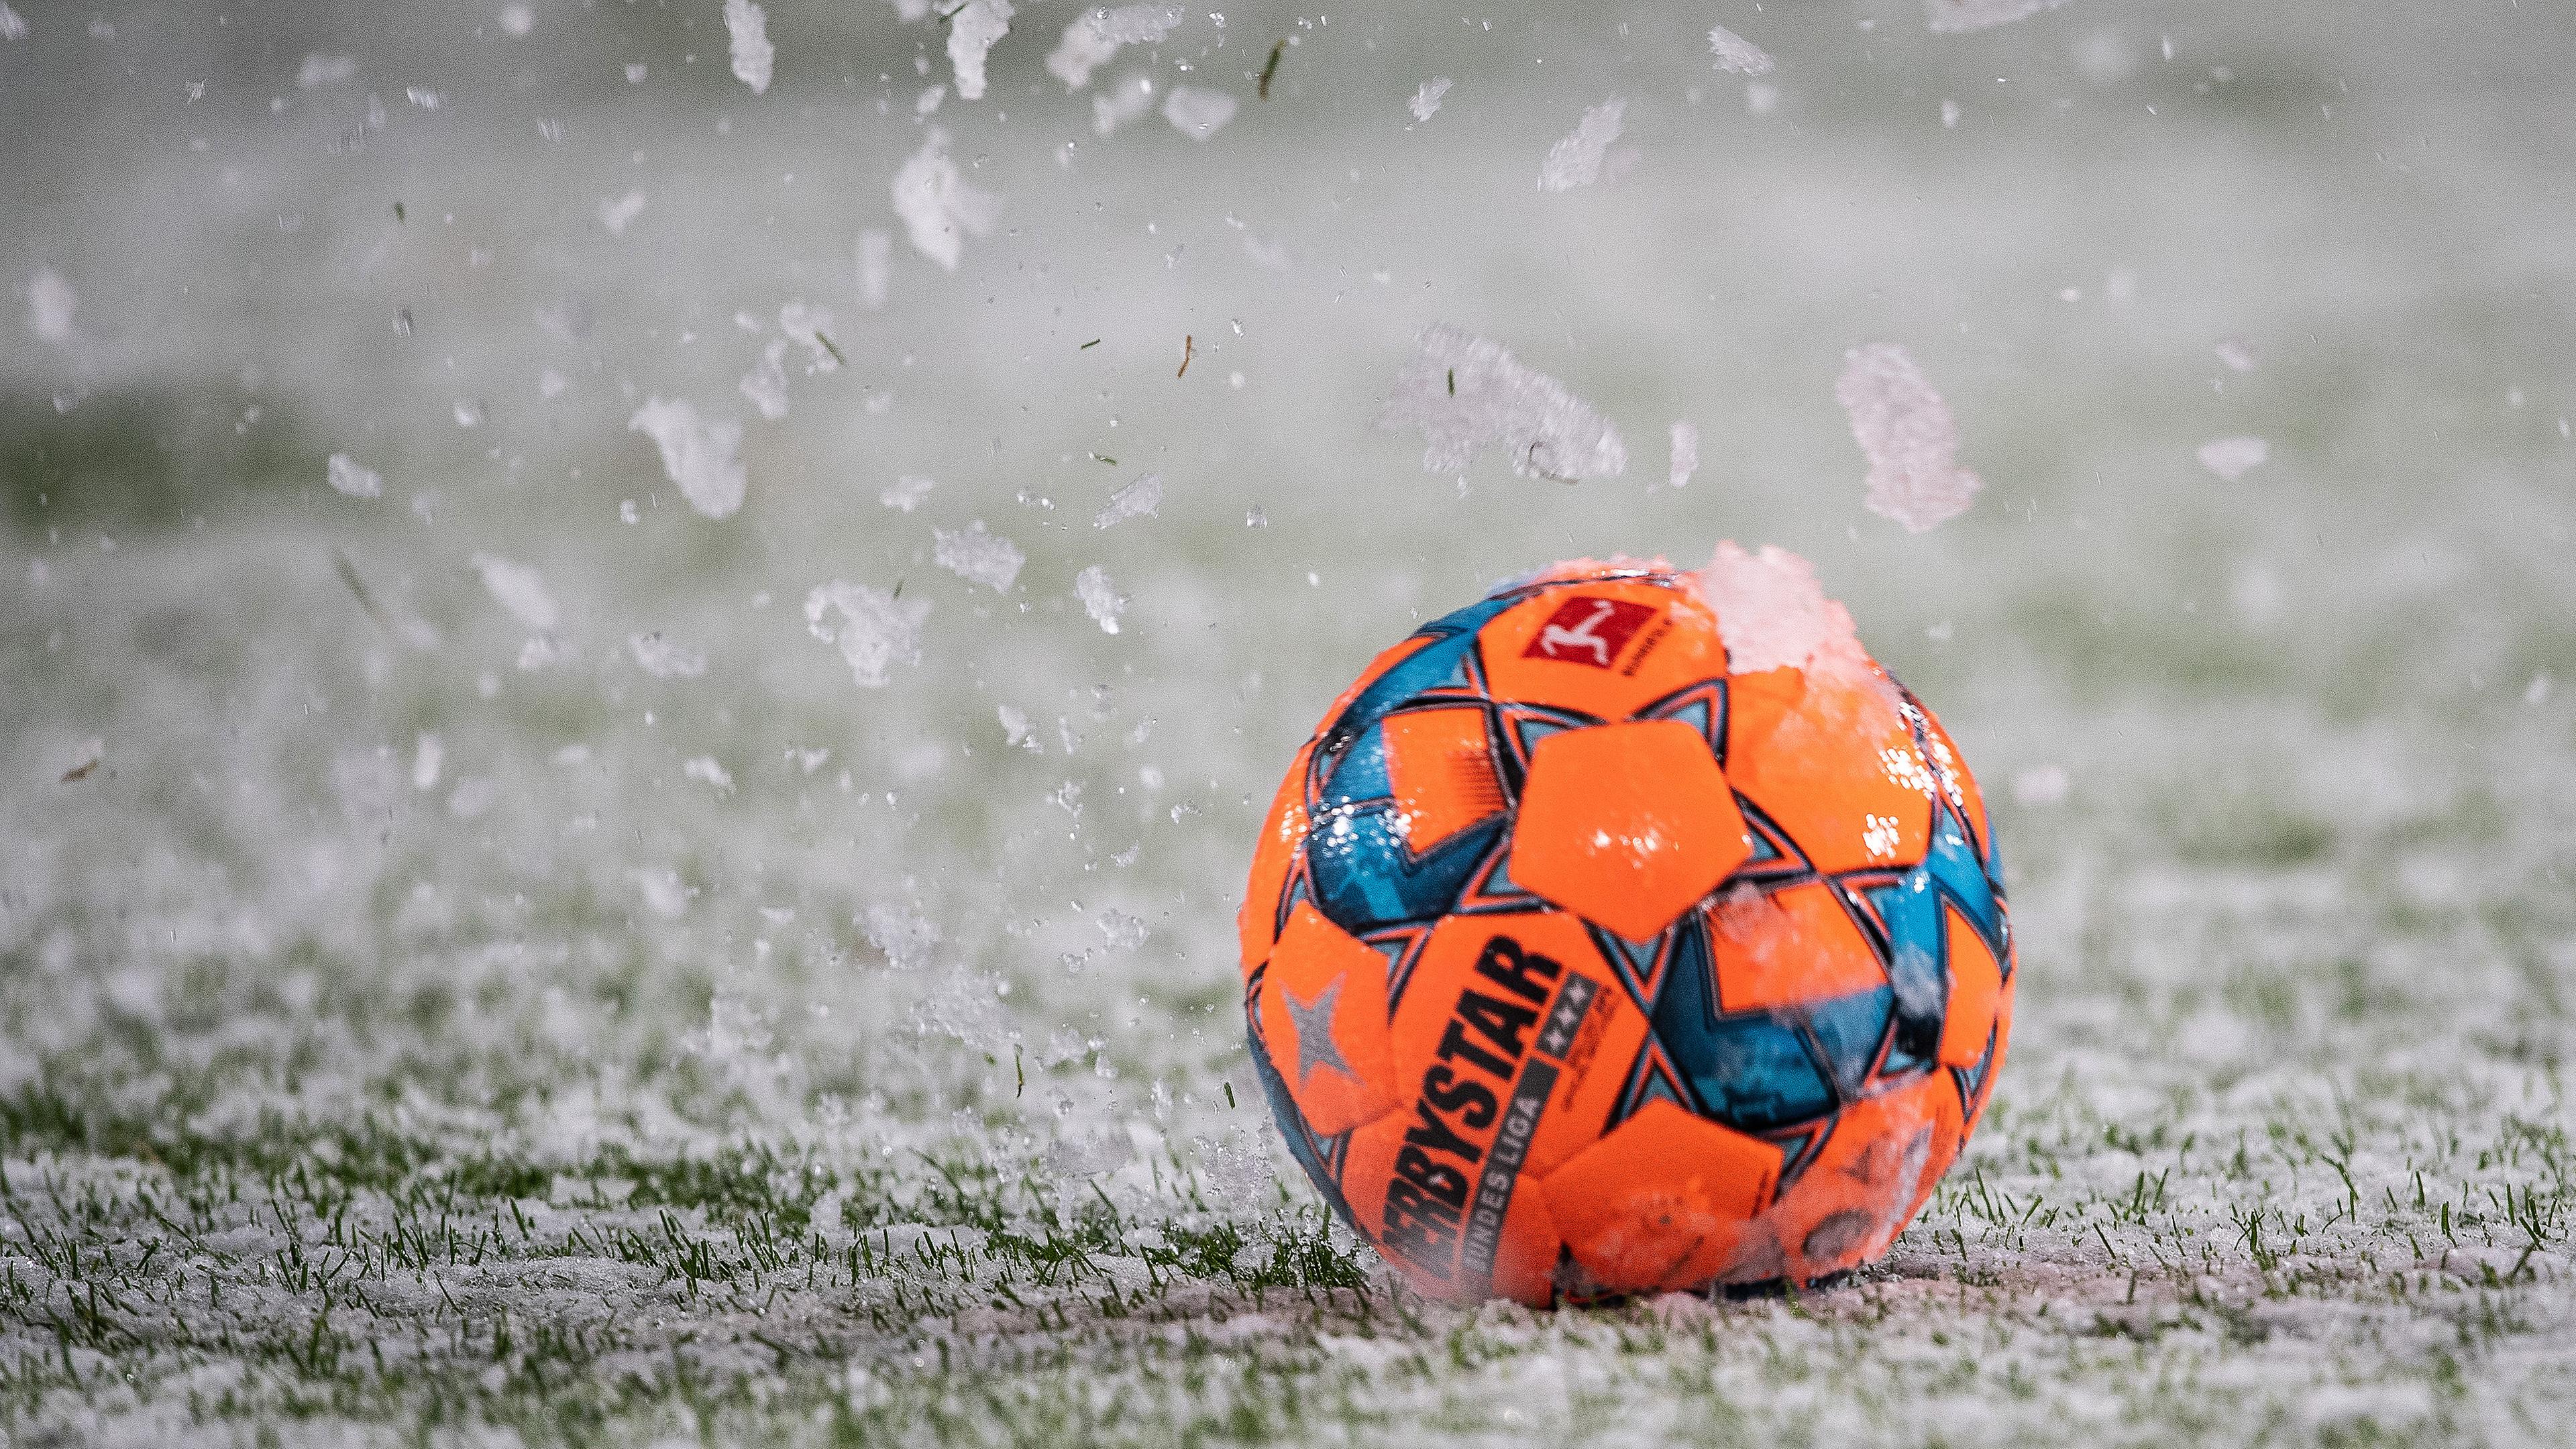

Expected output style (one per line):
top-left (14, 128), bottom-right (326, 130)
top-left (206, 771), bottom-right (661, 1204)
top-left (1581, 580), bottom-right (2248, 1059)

top-left (1283, 975), bottom-right (1354, 1083)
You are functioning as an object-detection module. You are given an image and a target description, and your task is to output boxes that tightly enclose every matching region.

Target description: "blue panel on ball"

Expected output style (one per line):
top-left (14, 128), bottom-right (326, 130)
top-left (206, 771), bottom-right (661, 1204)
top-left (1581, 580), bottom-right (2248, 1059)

top-left (1321, 721), bottom-right (1392, 807)
top-left (1322, 594), bottom-right (1519, 751)
top-left (1652, 919), bottom-right (1837, 1133)
top-left (1306, 806), bottom-right (1506, 932)
top-left (1805, 986), bottom-right (1894, 1098)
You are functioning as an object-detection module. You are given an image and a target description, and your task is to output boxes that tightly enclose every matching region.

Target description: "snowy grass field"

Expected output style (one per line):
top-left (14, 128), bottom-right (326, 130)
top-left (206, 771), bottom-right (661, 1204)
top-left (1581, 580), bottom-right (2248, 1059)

top-left (3, 0), bottom-right (2574, 1443)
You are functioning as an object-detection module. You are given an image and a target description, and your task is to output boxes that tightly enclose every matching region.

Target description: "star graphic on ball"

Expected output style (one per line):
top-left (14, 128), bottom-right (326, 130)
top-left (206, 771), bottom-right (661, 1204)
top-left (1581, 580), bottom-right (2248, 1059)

top-left (1283, 976), bottom-right (1354, 1085)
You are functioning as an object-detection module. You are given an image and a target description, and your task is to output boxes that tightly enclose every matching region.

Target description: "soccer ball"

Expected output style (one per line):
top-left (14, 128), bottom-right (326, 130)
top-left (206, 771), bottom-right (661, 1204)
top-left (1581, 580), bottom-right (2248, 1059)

top-left (1238, 552), bottom-right (2012, 1304)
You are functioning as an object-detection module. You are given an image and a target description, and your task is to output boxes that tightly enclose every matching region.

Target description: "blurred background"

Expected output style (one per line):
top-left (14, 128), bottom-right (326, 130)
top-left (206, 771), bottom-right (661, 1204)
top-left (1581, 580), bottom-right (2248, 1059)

top-left (3, 0), bottom-right (2573, 1175)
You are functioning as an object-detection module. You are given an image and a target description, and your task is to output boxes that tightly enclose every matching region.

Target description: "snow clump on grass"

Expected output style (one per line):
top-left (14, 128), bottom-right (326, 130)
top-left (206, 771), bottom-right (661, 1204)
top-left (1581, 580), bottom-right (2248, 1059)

top-left (326, 453), bottom-right (382, 498)
top-left (946, 0), bottom-right (1012, 100)
top-left (724, 0), bottom-right (772, 93)
top-left (2198, 435), bottom-right (2269, 480)
top-left (892, 128), bottom-right (1001, 272)
top-left (470, 553), bottom-right (559, 633)
top-left (1162, 86), bottom-right (1237, 140)
top-left (1377, 323), bottom-right (1627, 483)
top-left (25, 267), bottom-right (73, 343)
top-left (804, 581), bottom-right (927, 688)
top-left (1539, 98), bottom-right (1625, 191)
top-left (628, 396), bottom-right (747, 518)
top-left (1093, 473), bottom-right (1161, 527)
top-left (1835, 342), bottom-right (1982, 532)
top-left (628, 631), bottom-right (706, 680)
top-left (1409, 76), bottom-right (1451, 123)
top-left (933, 522), bottom-right (1025, 592)
top-left (1047, 3), bottom-right (1182, 89)
top-left (1075, 566), bottom-right (1126, 633)
top-left (1707, 25), bottom-right (1774, 75)
top-left (1924, 0), bottom-right (2070, 34)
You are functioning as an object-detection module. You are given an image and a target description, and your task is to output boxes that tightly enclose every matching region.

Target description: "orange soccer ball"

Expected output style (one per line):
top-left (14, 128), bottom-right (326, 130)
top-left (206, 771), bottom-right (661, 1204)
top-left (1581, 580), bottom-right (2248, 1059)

top-left (1239, 551), bottom-right (2014, 1304)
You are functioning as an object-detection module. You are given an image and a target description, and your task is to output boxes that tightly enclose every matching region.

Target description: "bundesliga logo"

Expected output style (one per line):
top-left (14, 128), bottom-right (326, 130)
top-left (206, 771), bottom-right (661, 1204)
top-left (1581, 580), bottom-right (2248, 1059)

top-left (1522, 595), bottom-right (1658, 669)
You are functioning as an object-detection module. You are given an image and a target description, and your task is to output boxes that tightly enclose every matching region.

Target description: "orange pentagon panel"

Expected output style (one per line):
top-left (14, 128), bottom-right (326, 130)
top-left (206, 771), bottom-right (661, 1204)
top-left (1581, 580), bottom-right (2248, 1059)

top-left (1762, 1071), bottom-right (1963, 1283)
top-left (1939, 901), bottom-right (2004, 1068)
top-left (1964, 976), bottom-right (2014, 1137)
top-left (1479, 578), bottom-right (1727, 722)
top-left (1351, 909), bottom-right (1642, 1297)
top-left (1706, 881), bottom-right (1888, 1012)
top-left (1238, 741), bottom-right (1316, 979)
top-left (1538, 1098), bottom-right (1781, 1295)
top-left (1512, 720), bottom-right (1753, 942)
top-left (1381, 706), bottom-right (1507, 855)
top-left (1253, 901), bottom-right (1402, 1137)
top-left (1724, 665), bottom-right (1934, 876)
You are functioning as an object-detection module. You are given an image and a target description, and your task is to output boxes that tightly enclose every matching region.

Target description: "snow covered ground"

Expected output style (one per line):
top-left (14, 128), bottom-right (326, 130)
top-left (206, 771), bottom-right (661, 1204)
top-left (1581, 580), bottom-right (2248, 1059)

top-left (1, 1), bottom-right (2572, 1442)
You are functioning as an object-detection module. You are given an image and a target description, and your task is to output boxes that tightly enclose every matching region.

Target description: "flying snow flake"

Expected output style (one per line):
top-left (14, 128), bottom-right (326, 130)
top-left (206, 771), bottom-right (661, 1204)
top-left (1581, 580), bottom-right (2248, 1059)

top-left (805, 581), bottom-right (927, 687)
top-left (1539, 98), bottom-right (1625, 193)
top-left (25, 268), bottom-right (73, 343)
top-left (883, 0), bottom-right (930, 17)
top-left (1835, 342), bottom-right (1982, 532)
top-left (1697, 541), bottom-right (1872, 684)
top-left (411, 733), bottom-right (443, 791)
top-left (1923, 0), bottom-right (2070, 34)
top-left (1409, 76), bottom-right (1452, 123)
top-left (1093, 73), bottom-right (1157, 133)
top-left (999, 704), bottom-right (1037, 748)
top-left (1075, 566), bottom-right (1126, 633)
top-left (1047, 3), bottom-right (1183, 89)
top-left (1667, 421), bottom-right (1699, 489)
top-left (2214, 335), bottom-right (2259, 372)
top-left (1162, 85), bottom-right (1237, 140)
top-left (933, 521), bottom-right (1025, 592)
top-left (628, 397), bottom-right (747, 518)
top-left (1093, 473), bottom-right (1162, 527)
top-left (326, 453), bottom-right (382, 498)
top-left (629, 631), bottom-right (707, 679)
top-left (945, 0), bottom-right (1013, 101)
top-left (1377, 323), bottom-right (1627, 483)
top-left (739, 341), bottom-right (791, 421)
top-left (297, 53), bottom-right (358, 89)
top-left (1707, 25), bottom-right (1774, 75)
top-left (724, 0), bottom-right (773, 93)
top-left (778, 301), bottom-right (839, 371)
top-left (2197, 435), bottom-right (2269, 480)
top-left (855, 230), bottom-right (892, 308)
top-left (892, 127), bottom-right (1001, 272)
top-left (470, 553), bottom-right (560, 633)
top-left (881, 475), bottom-right (934, 511)
top-left (598, 190), bottom-right (646, 235)
top-left (861, 903), bottom-right (940, 969)
top-left (1096, 907), bottom-right (1148, 949)
top-left (684, 756), bottom-right (735, 796)
top-left (0, 5), bottom-right (25, 40)
top-left (2012, 763), bottom-right (2071, 806)
top-left (637, 867), bottom-right (690, 918)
